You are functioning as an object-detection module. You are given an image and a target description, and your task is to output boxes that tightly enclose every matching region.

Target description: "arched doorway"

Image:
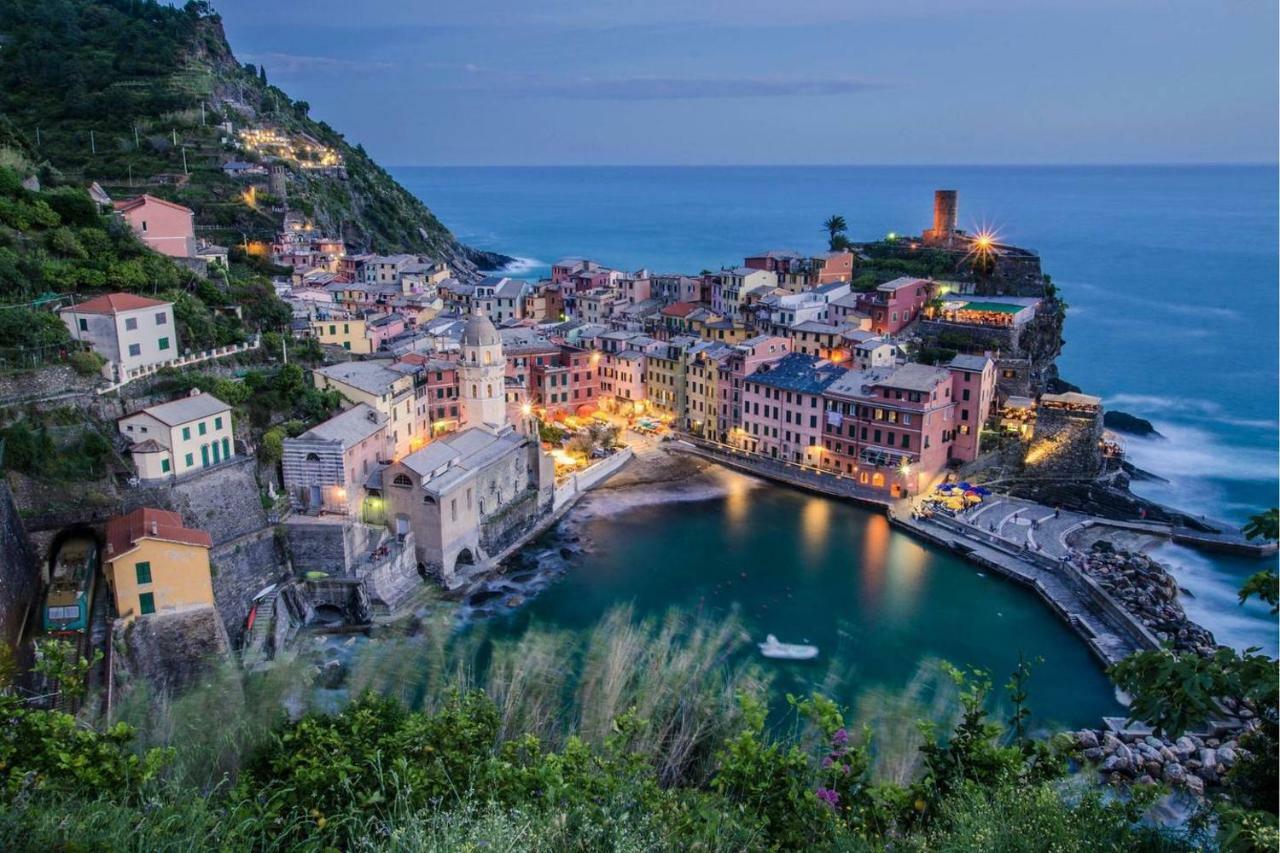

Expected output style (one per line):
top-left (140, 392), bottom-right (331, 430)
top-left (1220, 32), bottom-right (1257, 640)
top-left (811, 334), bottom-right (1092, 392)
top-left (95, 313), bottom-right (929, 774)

top-left (454, 547), bottom-right (476, 575)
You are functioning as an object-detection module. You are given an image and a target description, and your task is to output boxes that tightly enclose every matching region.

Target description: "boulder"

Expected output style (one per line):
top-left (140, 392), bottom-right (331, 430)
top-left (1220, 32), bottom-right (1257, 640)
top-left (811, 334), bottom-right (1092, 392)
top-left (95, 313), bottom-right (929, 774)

top-left (1175, 736), bottom-right (1197, 756)
top-left (1216, 746), bottom-right (1236, 766)
top-left (1077, 730), bottom-right (1099, 750)
top-left (1082, 747), bottom-right (1104, 761)
top-left (1199, 748), bottom-right (1217, 770)
top-left (1162, 762), bottom-right (1186, 784)
top-left (1185, 775), bottom-right (1205, 797)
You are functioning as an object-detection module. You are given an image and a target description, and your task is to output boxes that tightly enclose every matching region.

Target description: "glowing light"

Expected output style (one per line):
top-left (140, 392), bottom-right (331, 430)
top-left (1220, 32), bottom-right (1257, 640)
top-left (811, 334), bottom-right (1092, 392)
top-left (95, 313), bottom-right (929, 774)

top-left (899, 461), bottom-right (912, 477)
top-left (521, 403), bottom-right (533, 417)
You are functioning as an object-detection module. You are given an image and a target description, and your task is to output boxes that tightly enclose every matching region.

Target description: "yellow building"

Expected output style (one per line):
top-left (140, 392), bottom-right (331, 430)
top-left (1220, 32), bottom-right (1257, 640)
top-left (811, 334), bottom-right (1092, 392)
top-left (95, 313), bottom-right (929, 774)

top-left (104, 508), bottom-right (214, 622)
top-left (312, 360), bottom-right (418, 459)
top-left (684, 344), bottom-right (732, 438)
top-left (311, 317), bottom-right (372, 353)
top-left (644, 345), bottom-right (688, 421)
top-left (118, 390), bottom-right (235, 482)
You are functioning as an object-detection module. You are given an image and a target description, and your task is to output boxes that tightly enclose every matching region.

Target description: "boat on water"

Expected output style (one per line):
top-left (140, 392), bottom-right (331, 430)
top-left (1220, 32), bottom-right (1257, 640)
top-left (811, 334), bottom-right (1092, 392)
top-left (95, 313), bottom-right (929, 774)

top-left (757, 634), bottom-right (819, 660)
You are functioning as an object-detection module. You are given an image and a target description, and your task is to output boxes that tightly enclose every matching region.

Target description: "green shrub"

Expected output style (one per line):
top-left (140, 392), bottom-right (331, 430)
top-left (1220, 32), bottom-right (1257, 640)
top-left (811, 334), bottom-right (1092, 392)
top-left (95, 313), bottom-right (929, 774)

top-left (68, 349), bottom-right (104, 377)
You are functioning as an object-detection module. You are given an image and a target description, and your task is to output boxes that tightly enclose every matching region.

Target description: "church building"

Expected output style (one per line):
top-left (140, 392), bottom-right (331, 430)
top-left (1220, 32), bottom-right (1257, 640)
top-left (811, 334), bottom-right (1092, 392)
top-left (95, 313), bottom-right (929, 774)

top-left (385, 312), bottom-right (555, 583)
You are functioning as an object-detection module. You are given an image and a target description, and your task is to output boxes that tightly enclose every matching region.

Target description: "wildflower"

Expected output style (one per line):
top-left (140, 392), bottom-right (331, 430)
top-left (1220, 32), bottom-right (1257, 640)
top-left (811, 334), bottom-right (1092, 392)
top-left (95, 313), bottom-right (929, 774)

top-left (816, 787), bottom-right (840, 809)
top-left (821, 755), bottom-right (834, 769)
top-left (832, 728), bottom-right (849, 747)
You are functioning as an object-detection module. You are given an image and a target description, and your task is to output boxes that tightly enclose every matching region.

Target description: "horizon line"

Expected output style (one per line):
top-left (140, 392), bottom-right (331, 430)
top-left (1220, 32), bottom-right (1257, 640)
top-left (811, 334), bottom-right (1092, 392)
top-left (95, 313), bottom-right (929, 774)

top-left (388, 161), bottom-right (1280, 169)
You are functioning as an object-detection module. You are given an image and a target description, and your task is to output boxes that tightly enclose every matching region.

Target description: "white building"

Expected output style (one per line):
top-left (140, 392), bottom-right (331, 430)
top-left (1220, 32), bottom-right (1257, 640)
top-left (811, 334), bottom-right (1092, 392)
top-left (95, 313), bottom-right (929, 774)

top-left (385, 312), bottom-right (554, 582)
top-left (458, 312), bottom-right (507, 430)
top-left (117, 390), bottom-right (234, 481)
top-left (60, 292), bottom-right (178, 380)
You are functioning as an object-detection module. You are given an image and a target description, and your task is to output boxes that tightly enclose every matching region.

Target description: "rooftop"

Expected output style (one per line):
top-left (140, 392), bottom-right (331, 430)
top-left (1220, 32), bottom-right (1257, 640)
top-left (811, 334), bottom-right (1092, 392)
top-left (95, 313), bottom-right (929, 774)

top-left (106, 507), bottom-right (211, 560)
top-left (949, 354), bottom-right (994, 372)
top-left (65, 292), bottom-right (169, 315)
top-left (130, 390), bottom-right (230, 427)
top-left (314, 360), bottom-right (408, 396)
top-left (877, 276), bottom-right (930, 293)
top-left (400, 427), bottom-right (527, 494)
top-left (748, 353), bottom-right (843, 395)
top-left (296, 403), bottom-right (387, 448)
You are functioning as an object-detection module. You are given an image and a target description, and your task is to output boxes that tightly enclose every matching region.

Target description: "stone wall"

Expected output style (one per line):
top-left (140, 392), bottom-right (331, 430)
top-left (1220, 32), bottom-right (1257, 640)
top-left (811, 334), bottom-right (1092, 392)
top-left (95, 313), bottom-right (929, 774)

top-left (0, 483), bottom-right (39, 649)
top-left (210, 531), bottom-right (284, 646)
top-left (112, 604), bottom-right (231, 696)
top-left (284, 517), bottom-right (377, 575)
top-left (1027, 406), bottom-right (1104, 477)
top-left (169, 456), bottom-right (268, 544)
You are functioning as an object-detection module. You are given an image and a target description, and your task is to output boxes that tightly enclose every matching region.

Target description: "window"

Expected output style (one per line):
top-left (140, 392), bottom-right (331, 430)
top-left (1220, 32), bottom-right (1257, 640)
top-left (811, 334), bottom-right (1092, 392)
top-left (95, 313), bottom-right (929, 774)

top-left (139, 592), bottom-right (155, 615)
top-left (214, 416), bottom-right (223, 430)
top-left (135, 562), bottom-right (152, 584)
top-left (125, 317), bottom-right (138, 331)
top-left (158, 337), bottom-right (170, 351)
top-left (128, 343), bottom-right (141, 357)
top-left (155, 312), bottom-right (167, 326)
top-left (78, 318), bottom-right (88, 332)
top-left (182, 426), bottom-right (191, 440)
top-left (184, 452), bottom-right (194, 467)
top-left (161, 458), bottom-right (170, 473)
top-left (450, 498), bottom-right (457, 521)
top-left (198, 422), bottom-right (207, 436)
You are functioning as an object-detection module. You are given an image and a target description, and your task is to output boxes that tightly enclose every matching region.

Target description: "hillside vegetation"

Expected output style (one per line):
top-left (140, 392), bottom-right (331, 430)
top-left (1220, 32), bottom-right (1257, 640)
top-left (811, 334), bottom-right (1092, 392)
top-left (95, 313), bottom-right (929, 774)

top-left (0, 0), bottom-right (505, 274)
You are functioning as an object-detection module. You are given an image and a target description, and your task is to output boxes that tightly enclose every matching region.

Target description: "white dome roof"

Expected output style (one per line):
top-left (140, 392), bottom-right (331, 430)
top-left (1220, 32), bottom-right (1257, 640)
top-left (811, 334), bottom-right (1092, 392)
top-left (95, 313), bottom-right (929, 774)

top-left (461, 311), bottom-right (500, 348)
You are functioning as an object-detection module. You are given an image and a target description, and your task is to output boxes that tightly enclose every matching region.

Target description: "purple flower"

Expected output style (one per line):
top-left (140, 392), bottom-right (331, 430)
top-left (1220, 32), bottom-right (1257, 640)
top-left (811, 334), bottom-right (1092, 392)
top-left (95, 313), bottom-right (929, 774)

top-left (841, 764), bottom-right (851, 776)
top-left (821, 755), bottom-right (834, 769)
top-left (832, 728), bottom-right (849, 747)
top-left (815, 787), bottom-right (841, 809)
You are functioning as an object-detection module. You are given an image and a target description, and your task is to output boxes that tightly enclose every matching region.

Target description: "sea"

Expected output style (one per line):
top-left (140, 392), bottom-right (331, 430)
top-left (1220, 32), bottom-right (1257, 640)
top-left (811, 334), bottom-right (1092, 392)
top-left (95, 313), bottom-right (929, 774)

top-left (391, 165), bottom-right (1278, 710)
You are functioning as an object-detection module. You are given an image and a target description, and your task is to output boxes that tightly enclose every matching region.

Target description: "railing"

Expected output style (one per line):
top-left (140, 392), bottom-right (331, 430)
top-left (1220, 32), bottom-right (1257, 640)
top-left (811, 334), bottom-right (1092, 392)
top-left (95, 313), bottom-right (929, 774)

top-left (98, 335), bottom-right (262, 394)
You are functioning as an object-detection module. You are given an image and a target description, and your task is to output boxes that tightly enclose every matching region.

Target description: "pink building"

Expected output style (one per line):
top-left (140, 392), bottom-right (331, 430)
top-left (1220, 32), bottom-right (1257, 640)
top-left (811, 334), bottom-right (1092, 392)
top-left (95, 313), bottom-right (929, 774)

top-left (947, 354), bottom-right (997, 462)
top-left (600, 350), bottom-right (646, 412)
top-left (114, 195), bottom-right (196, 258)
top-left (738, 353), bottom-right (844, 463)
top-left (820, 363), bottom-right (956, 497)
top-left (530, 345), bottom-right (601, 416)
top-left (366, 313), bottom-right (406, 351)
top-left (856, 277), bottom-right (931, 335)
top-left (722, 335), bottom-right (792, 434)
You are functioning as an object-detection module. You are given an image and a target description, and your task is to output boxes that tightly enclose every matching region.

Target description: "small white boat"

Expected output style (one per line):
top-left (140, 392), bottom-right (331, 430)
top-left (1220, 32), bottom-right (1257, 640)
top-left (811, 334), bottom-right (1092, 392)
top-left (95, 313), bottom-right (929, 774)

top-left (757, 634), bottom-right (819, 660)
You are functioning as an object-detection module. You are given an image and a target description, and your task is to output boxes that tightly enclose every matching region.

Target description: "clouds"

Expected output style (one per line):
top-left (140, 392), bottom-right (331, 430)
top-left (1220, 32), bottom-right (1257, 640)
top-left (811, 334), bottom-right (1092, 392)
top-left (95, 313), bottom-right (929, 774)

top-left (436, 73), bottom-right (881, 100)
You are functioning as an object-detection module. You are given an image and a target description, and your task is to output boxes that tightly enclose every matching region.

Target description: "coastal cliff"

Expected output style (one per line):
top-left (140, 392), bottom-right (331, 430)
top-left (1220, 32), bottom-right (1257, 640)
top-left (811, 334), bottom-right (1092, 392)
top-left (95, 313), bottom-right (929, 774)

top-left (0, 0), bottom-right (509, 277)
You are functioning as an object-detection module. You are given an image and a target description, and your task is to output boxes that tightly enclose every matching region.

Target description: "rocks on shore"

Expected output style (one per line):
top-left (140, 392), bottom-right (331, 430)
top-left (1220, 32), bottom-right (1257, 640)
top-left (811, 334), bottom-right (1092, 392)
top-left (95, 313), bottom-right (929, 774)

top-left (1103, 410), bottom-right (1163, 439)
top-left (1073, 727), bottom-right (1250, 797)
top-left (1080, 543), bottom-right (1217, 656)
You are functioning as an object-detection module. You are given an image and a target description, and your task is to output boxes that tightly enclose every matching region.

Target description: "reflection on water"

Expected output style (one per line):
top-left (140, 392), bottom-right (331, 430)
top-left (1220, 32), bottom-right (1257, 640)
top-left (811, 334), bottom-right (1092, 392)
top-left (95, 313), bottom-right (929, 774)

top-left (800, 497), bottom-right (830, 561)
top-left (504, 484), bottom-right (1124, 730)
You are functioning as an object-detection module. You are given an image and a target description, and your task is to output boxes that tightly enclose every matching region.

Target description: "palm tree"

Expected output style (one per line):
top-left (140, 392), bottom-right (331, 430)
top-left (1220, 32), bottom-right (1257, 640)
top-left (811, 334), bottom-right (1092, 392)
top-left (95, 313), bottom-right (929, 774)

top-left (822, 215), bottom-right (847, 249)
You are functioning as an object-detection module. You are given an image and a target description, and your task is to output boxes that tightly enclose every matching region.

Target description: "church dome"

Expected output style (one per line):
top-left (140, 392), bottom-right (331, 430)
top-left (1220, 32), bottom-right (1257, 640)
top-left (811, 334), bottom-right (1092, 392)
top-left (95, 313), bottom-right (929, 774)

top-left (461, 311), bottom-right (500, 348)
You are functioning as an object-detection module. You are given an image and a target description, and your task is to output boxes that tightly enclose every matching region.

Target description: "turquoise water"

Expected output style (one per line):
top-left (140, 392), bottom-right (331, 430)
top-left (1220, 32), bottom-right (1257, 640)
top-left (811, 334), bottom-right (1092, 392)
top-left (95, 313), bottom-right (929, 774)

top-left (394, 165), bottom-right (1278, 705)
top-left (485, 472), bottom-right (1123, 729)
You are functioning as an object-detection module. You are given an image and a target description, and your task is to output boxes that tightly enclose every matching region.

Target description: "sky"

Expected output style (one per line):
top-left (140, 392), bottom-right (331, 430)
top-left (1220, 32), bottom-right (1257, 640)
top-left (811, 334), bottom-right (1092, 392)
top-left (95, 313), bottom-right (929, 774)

top-left (210, 0), bottom-right (1279, 166)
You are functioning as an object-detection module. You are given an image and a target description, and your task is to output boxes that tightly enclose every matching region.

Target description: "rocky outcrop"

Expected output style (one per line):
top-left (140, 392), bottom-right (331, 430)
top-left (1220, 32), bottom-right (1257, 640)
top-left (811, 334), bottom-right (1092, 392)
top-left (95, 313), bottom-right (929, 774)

top-left (112, 605), bottom-right (231, 696)
top-left (0, 482), bottom-right (39, 649)
top-left (1079, 544), bottom-right (1216, 655)
top-left (1073, 727), bottom-right (1251, 797)
top-left (1104, 410), bottom-right (1162, 438)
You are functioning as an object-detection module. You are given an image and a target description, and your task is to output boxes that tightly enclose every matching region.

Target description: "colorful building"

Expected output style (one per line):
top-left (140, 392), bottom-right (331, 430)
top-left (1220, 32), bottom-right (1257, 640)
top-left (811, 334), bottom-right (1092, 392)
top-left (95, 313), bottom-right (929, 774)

top-left (282, 403), bottom-right (388, 514)
top-left (60, 292), bottom-right (178, 380)
top-left (738, 353), bottom-right (844, 463)
top-left (118, 390), bottom-right (235, 481)
top-left (113, 195), bottom-right (196, 258)
top-left (104, 508), bottom-right (214, 623)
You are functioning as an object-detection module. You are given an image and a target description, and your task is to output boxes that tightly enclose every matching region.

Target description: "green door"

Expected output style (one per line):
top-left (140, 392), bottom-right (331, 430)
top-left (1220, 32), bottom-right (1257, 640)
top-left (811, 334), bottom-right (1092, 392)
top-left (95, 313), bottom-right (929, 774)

top-left (212, 441), bottom-right (221, 464)
top-left (222, 436), bottom-right (231, 459)
top-left (139, 592), bottom-right (155, 615)
top-left (201, 444), bottom-right (210, 467)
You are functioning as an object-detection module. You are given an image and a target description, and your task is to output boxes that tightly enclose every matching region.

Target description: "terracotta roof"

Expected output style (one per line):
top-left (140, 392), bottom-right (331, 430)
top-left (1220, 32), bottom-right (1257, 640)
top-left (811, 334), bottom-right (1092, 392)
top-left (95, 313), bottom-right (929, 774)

top-left (112, 194), bottom-right (194, 216)
top-left (66, 292), bottom-right (168, 315)
top-left (106, 507), bottom-right (211, 560)
top-left (660, 301), bottom-right (698, 318)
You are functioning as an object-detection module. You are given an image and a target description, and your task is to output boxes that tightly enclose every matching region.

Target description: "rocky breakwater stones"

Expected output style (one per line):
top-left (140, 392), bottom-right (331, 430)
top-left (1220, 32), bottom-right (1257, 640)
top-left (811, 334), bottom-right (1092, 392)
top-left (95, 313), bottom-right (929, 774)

top-left (1072, 728), bottom-right (1249, 798)
top-left (1079, 543), bottom-right (1217, 656)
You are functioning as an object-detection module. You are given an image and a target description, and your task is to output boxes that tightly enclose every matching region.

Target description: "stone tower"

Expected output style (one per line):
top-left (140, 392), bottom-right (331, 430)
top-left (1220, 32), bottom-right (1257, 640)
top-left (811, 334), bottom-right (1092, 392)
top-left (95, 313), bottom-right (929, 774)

top-left (270, 164), bottom-right (287, 201)
top-left (924, 189), bottom-right (957, 245)
top-left (459, 311), bottom-right (507, 431)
